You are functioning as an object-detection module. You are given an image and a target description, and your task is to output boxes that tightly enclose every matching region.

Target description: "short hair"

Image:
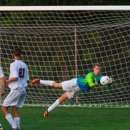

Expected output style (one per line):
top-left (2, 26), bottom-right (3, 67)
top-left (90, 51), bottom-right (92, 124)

top-left (93, 63), bottom-right (102, 68)
top-left (13, 48), bottom-right (22, 57)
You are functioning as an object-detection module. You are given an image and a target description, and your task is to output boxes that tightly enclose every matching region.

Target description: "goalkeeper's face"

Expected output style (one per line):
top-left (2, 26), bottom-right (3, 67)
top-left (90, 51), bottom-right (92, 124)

top-left (93, 66), bottom-right (101, 76)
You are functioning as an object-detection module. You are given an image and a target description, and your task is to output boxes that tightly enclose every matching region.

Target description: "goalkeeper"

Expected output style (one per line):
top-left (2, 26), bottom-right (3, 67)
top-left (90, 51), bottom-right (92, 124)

top-left (31, 63), bottom-right (113, 117)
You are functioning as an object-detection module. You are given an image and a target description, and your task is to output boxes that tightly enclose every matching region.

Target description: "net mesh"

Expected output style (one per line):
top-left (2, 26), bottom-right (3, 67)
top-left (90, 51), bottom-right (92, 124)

top-left (0, 10), bottom-right (130, 107)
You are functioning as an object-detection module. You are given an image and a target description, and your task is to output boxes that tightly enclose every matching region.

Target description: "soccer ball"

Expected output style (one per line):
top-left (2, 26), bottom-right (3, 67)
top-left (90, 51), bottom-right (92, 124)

top-left (100, 76), bottom-right (110, 85)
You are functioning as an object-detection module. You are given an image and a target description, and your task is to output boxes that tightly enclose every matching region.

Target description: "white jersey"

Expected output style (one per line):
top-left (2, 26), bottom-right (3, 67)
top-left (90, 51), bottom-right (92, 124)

top-left (0, 67), bottom-right (4, 78)
top-left (8, 60), bottom-right (29, 89)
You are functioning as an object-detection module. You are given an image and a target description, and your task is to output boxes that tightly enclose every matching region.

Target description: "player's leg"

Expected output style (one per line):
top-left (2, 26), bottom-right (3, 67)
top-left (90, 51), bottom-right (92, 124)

top-left (43, 79), bottom-right (73, 117)
top-left (12, 107), bottom-right (20, 130)
top-left (1, 90), bottom-right (19, 129)
top-left (43, 79), bottom-right (80, 117)
top-left (48, 92), bottom-right (68, 111)
top-left (1, 105), bottom-right (9, 115)
top-left (44, 92), bottom-right (68, 117)
top-left (41, 78), bottom-right (77, 89)
top-left (2, 89), bottom-right (25, 130)
top-left (40, 80), bottom-right (62, 88)
top-left (2, 106), bottom-right (18, 129)
top-left (31, 79), bottom-right (64, 88)
top-left (13, 88), bottom-right (26, 130)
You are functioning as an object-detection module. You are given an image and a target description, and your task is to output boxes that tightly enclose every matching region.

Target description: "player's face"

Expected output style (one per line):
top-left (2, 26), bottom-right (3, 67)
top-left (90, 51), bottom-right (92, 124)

top-left (93, 66), bottom-right (101, 76)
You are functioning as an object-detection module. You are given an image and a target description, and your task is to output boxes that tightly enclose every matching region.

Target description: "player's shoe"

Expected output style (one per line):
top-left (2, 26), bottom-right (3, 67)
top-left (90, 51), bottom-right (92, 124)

top-left (43, 108), bottom-right (50, 117)
top-left (0, 126), bottom-right (4, 130)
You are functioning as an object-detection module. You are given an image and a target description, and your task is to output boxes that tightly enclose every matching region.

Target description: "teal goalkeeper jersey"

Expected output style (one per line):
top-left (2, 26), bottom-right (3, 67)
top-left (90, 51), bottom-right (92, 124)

top-left (76, 71), bottom-right (102, 91)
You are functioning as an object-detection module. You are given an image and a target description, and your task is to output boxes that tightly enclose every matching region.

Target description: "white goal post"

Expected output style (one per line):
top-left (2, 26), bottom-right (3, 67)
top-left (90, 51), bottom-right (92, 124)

top-left (0, 6), bottom-right (130, 108)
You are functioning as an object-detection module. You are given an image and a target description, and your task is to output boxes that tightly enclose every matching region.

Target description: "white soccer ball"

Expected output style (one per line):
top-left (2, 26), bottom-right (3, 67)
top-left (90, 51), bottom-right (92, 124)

top-left (100, 76), bottom-right (110, 85)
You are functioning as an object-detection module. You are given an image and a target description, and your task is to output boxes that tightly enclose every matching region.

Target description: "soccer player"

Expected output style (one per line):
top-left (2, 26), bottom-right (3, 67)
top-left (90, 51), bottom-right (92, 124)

top-left (1, 48), bottom-right (29, 130)
top-left (0, 67), bottom-right (6, 130)
top-left (31, 63), bottom-right (113, 117)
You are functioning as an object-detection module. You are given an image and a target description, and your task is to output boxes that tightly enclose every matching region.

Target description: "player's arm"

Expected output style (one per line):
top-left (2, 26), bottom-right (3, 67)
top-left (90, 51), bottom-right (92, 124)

top-left (0, 67), bottom-right (6, 97)
top-left (86, 74), bottom-right (98, 87)
top-left (6, 77), bottom-right (18, 83)
top-left (1, 76), bottom-right (6, 97)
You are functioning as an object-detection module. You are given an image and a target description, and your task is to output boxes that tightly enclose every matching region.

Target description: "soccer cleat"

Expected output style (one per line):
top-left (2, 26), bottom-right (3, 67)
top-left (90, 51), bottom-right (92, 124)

top-left (43, 109), bottom-right (50, 117)
top-left (30, 78), bottom-right (40, 84)
top-left (0, 127), bottom-right (4, 130)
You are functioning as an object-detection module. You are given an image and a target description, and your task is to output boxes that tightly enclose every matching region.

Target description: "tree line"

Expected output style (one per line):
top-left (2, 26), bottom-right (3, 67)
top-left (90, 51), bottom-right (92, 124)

top-left (1, 0), bottom-right (130, 5)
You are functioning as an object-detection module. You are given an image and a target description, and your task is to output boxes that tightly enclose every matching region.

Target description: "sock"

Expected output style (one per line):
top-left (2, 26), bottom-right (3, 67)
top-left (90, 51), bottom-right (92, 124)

top-left (48, 99), bottom-right (59, 112)
top-left (40, 80), bottom-right (54, 86)
top-left (14, 117), bottom-right (20, 129)
top-left (5, 113), bottom-right (17, 129)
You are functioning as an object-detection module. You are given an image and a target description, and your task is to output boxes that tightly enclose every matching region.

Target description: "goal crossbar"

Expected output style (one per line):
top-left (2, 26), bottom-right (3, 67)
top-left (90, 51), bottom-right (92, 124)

top-left (0, 6), bottom-right (130, 11)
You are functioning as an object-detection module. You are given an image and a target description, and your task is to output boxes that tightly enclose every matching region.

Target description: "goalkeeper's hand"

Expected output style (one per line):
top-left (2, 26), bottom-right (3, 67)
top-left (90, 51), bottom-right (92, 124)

top-left (110, 76), bottom-right (114, 84)
top-left (94, 78), bottom-right (98, 86)
top-left (30, 79), bottom-right (40, 84)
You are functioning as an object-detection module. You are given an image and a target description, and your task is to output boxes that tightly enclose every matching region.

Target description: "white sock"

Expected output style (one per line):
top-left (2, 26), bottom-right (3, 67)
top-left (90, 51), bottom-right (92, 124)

top-left (40, 80), bottom-right (54, 86)
top-left (14, 117), bottom-right (20, 129)
top-left (5, 113), bottom-right (17, 129)
top-left (48, 99), bottom-right (59, 112)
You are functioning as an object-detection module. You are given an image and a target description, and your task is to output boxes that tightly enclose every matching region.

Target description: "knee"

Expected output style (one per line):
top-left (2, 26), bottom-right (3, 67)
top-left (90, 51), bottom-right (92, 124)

top-left (52, 82), bottom-right (57, 88)
top-left (1, 106), bottom-right (7, 113)
top-left (12, 107), bottom-right (18, 111)
top-left (52, 82), bottom-right (62, 88)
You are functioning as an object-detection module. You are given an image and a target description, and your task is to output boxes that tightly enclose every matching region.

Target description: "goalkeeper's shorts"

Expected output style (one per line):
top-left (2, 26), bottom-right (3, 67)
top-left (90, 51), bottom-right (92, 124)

top-left (62, 78), bottom-right (80, 99)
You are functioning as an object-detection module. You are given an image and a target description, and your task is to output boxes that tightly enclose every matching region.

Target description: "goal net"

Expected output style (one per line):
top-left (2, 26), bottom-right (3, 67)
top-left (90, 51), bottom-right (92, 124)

top-left (0, 6), bottom-right (130, 108)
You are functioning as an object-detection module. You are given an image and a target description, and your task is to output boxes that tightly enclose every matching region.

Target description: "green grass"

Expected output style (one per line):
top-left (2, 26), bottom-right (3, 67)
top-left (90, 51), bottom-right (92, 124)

top-left (0, 106), bottom-right (130, 130)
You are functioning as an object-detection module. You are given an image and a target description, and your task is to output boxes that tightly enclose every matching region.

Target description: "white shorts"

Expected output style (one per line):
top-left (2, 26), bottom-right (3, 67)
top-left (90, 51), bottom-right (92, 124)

top-left (61, 78), bottom-right (80, 99)
top-left (3, 88), bottom-right (26, 108)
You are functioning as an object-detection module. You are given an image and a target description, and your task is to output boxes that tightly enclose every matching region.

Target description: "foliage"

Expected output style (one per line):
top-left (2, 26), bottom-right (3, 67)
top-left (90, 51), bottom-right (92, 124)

top-left (1, 0), bottom-right (130, 5)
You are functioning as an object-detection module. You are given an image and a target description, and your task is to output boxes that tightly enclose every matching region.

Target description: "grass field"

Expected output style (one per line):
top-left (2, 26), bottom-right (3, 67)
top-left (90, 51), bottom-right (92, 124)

top-left (0, 106), bottom-right (130, 130)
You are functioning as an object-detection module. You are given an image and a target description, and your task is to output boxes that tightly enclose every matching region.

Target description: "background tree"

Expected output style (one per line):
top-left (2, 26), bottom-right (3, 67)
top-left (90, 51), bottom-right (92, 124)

top-left (1, 0), bottom-right (130, 5)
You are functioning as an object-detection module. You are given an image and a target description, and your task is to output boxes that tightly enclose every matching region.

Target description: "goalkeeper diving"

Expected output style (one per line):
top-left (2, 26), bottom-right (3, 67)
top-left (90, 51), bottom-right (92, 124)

top-left (30, 63), bottom-right (114, 117)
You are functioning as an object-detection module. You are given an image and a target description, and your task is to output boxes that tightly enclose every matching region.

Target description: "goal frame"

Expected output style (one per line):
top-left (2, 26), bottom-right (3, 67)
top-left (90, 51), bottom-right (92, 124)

top-left (0, 6), bottom-right (130, 11)
top-left (0, 6), bottom-right (130, 108)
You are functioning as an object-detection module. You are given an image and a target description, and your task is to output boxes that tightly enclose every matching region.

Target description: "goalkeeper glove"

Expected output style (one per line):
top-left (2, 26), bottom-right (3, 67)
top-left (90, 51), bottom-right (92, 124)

top-left (94, 78), bottom-right (98, 86)
top-left (110, 76), bottom-right (114, 84)
top-left (30, 79), bottom-right (40, 84)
